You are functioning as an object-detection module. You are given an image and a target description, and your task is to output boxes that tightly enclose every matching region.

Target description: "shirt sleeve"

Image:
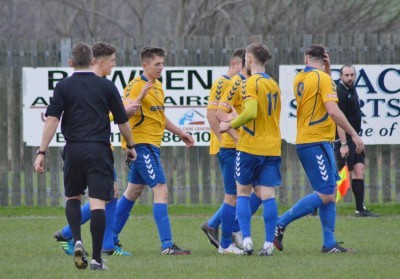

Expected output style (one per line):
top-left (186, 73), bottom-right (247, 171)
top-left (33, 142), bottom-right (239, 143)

top-left (108, 82), bottom-right (128, 124)
top-left (320, 73), bottom-right (338, 103)
top-left (45, 83), bottom-right (65, 119)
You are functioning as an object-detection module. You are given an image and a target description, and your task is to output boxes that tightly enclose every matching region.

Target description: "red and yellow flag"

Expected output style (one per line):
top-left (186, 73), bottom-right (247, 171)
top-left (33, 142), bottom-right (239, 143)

top-left (336, 165), bottom-right (350, 203)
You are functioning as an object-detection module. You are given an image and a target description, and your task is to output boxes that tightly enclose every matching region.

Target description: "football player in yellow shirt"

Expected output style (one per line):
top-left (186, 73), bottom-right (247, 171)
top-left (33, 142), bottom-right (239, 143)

top-left (220, 43), bottom-right (282, 256)
top-left (274, 44), bottom-right (364, 253)
top-left (113, 46), bottom-right (194, 255)
top-left (200, 49), bottom-right (244, 251)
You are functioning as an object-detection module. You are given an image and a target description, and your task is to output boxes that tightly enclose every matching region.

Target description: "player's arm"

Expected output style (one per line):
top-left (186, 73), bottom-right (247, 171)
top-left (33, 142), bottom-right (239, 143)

top-left (323, 50), bottom-right (331, 75)
top-left (336, 90), bottom-right (349, 157)
top-left (124, 80), bottom-right (152, 117)
top-left (325, 101), bottom-right (363, 153)
top-left (217, 108), bottom-right (238, 143)
top-left (207, 108), bottom-right (222, 142)
top-left (118, 121), bottom-right (137, 161)
top-left (34, 116), bottom-right (60, 173)
top-left (220, 99), bottom-right (257, 132)
top-left (337, 125), bottom-right (349, 158)
top-left (165, 116), bottom-right (194, 147)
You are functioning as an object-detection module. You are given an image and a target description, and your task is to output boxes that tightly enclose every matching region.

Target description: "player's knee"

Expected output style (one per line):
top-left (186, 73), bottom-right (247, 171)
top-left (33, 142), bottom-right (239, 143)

top-left (124, 184), bottom-right (144, 201)
top-left (152, 183), bottom-right (168, 201)
top-left (224, 194), bottom-right (237, 205)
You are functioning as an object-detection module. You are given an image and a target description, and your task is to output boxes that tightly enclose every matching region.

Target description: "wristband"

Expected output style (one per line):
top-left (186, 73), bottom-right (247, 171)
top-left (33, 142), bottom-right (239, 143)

top-left (341, 142), bottom-right (347, 147)
top-left (36, 149), bottom-right (46, 156)
top-left (126, 144), bottom-right (135, 150)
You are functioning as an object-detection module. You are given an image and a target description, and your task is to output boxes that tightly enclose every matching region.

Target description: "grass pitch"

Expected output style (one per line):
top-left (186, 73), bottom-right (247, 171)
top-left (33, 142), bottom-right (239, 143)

top-left (0, 204), bottom-right (399, 279)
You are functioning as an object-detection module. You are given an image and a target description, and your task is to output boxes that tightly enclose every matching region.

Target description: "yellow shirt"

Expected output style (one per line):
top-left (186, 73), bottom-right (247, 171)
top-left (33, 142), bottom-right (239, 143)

top-left (294, 66), bottom-right (338, 144)
top-left (236, 73), bottom-right (281, 156)
top-left (218, 73), bottom-right (246, 148)
top-left (122, 75), bottom-right (165, 148)
top-left (207, 75), bottom-right (231, 155)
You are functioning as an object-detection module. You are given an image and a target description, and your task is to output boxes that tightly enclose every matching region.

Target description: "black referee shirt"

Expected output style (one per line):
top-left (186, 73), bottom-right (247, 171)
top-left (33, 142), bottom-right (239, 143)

top-left (336, 81), bottom-right (362, 137)
top-left (45, 72), bottom-right (128, 144)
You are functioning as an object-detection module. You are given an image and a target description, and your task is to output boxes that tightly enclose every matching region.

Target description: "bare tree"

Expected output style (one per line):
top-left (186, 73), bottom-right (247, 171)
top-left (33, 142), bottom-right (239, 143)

top-left (2, 0), bottom-right (400, 39)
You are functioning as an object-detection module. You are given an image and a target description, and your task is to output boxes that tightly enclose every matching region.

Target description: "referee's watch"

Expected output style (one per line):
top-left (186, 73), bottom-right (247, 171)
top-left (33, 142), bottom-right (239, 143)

top-left (36, 149), bottom-right (46, 156)
top-left (340, 142), bottom-right (348, 147)
top-left (126, 143), bottom-right (135, 150)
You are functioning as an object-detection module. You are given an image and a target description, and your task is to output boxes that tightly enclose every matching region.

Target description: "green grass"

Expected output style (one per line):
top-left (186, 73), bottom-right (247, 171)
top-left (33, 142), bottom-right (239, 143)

top-left (0, 205), bottom-right (399, 279)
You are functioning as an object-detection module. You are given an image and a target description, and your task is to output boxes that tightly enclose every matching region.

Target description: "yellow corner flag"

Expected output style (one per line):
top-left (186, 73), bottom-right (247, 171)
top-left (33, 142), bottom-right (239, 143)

top-left (336, 165), bottom-right (350, 203)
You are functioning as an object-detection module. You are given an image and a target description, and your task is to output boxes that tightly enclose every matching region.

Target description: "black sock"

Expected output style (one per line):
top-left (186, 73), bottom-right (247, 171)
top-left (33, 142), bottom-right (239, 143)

top-left (90, 209), bottom-right (106, 263)
top-left (65, 199), bottom-right (82, 244)
top-left (352, 179), bottom-right (365, 211)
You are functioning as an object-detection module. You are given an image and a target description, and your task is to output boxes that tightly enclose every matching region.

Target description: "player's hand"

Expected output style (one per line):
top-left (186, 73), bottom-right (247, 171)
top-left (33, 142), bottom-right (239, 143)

top-left (340, 145), bottom-right (349, 158)
top-left (323, 50), bottom-right (331, 66)
top-left (230, 105), bottom-right (238, 119)
top-left (219, 121), bottom-right (231, 133)
top-left (219, 112), bottom-right (234, 123)
top-left (126, 148), bottom-right (137, 167)
top-left (34, 155), bottom-right (45, 174)
top-left (351, 134), bottom-right (364, 154)
top-left (124, 102), bottom-right (141, 117)
top-left (138, 81), bottom-right (153, 101)
top-left (179, 132), bottom-right (195, 147)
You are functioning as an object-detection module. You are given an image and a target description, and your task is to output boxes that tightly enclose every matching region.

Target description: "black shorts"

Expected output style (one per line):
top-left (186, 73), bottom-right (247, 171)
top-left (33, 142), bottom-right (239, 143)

top-left (62, 142), bottom-right (114, 201)
top-left (334, 139), bottom-right (365, 171)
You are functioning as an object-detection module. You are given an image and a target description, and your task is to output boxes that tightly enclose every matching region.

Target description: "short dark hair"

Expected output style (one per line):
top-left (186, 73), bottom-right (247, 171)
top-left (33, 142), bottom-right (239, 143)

top-left (92, 41), bottom-right (117, 58)
top-left (71, 42), bottom-right (92, 68)
top-left (340, 64), bottom-right (356, 75)
top-left (232, 48), bottom-right (245, 60)
top-left (241, 50), bottom-right (246, 67)
top-left (140, 46), bottom-right (166, 62)
top-left (246, 43), bottom-right (272, 65)
top-left (304, 44), bottom-right (325, 61)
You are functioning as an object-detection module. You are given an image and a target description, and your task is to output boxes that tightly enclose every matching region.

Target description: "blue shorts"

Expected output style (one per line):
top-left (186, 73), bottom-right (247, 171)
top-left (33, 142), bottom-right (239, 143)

top-left (296, 142), bottom-right (339, 195)
top-left (217, 148), bottom-right (237, 195)
top-left (235, 151), bottom-right (281, 187)
top-left (127, 144), bottom-right (166, 188)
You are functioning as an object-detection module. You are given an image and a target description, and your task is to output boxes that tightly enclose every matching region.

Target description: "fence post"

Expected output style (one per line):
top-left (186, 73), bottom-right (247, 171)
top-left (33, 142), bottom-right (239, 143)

top-left (0, 66), bottom-right (8, 206)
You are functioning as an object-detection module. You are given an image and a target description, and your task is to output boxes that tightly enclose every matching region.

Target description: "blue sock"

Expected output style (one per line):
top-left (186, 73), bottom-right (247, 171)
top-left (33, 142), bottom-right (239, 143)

top-left (113, 195), bottom-right (135, 244)
top-left (233, 193), bottom-right (261, 233)
top-left (102, 198), bottom-right (117, 250)
top-left (221, 203), bottom-right (236, 248)
top-left (236, 196), bottom-right (251, 238)
top-left (208, 204), bottom-right (223, 229)
top-left (319, 201), bottom-right (337, 248)
top-left (153, 203), bottom-right (173, 250)
top-left (250, 192), bottom-right (262, 215)
top-left (62, 202), bottom-right (91, 239)
top-left (278, 193), bottom-right (323, 228)
top-left (262, 198), bottom-right (278, 243)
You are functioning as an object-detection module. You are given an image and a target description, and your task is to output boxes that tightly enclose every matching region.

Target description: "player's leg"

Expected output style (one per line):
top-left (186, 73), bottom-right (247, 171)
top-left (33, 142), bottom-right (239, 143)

top-left (201, 154), bottom-right (224, 248)
top-left (218, 148), bottom-right (243, 254)
top-left (234, 151), bottom-right (257, 255)
top-left (200, 206), bottom-right (222, 248)
top-left (231, 190), bottom-right (262, 248)
top-left (274, 144), bottom-right (329, 251)
top-left (102, 173), bottom-right (133, 256)
top-left (256, 156), bottom-right (280, 256)
top-left (86, 143), bottom-right (114, 270)
top-left (113, 183), bottom-right (145, 245)
top-left (63, 143), bottom-right (89, 269)
top-left (317, 143), bottom-right (353, 253)
top-left (113, 145), bottom-right (149, 245)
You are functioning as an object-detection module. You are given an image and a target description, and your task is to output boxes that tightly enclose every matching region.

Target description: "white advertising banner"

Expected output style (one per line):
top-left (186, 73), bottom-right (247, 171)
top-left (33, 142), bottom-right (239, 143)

top-left (23, 67), bottom-right (227, 147)
top-left (279, 65), bottom-right (400, 145)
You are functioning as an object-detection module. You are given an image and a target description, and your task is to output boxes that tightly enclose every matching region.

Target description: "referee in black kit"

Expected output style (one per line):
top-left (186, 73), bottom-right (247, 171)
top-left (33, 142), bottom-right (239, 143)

top-left (335, 64), bottom-right (379, 217)
top-left (34, 42), bottom-right (137, 271)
